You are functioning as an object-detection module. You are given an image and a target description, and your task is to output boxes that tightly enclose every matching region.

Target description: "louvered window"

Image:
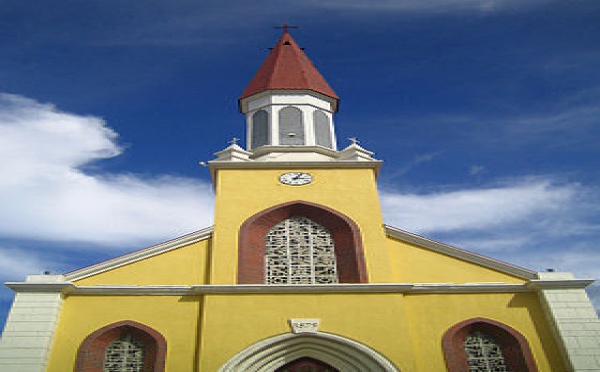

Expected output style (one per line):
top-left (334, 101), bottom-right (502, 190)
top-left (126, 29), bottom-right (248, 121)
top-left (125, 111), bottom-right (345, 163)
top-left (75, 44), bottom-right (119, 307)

top-left (314, 110), bottom-right (332, 148)
top-left (251, 110), bottom-right (269, 149)
top-left (279, 107), bottom-right (304, 145)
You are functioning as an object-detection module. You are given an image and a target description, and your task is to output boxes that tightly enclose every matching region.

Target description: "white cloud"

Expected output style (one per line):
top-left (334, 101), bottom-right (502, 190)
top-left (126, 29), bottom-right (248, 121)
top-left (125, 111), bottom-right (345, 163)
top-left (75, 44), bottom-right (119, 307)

top-left (381, 178), bottom-right (600, 312)
top-left (0, 247), bottom-right (52, 281)
top-left (0, 93), bottom-right (213, 247)
top-left (381, 179), bottom-right (578, 234)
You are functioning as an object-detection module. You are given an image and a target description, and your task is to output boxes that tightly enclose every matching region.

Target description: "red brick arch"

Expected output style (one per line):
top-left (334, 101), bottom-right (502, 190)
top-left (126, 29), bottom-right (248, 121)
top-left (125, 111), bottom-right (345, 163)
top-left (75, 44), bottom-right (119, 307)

top-left (75, 320), bottom-right (166, 372)
top-left (238, 200), bottom-right (368, 284)
top-left (442, 317), bottom-right (537, 372)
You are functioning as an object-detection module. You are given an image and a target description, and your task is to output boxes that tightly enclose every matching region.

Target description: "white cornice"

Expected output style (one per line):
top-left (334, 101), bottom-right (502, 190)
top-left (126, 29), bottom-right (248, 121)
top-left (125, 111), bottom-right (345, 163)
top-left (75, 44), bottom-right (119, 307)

top-left (528, 279), bottom-right (595, 290)
top-left (384, 225), bottom-right (538, 280)
top-left (2, 282), bottom-right (537, 295)
top-left (250, 145), bottom-right (339, 159)
top-left (7, 280), bottom-right (591, 295)
top-left (209, 159), bottom-right (382, 169)
top-left (5, 282), bottom-right (75, 293)
top-left (239, 89), bottom-right (338, 113)
top-left (64, 227), bottom-right (214, 282)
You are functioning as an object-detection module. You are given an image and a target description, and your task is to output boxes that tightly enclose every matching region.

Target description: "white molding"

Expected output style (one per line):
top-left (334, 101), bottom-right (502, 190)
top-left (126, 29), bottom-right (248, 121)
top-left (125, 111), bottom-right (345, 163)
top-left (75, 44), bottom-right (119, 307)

top-left (250, 145), bottom-right (339, 159)
top-left (239, 89), bottom-right (338, 113)
top-left (384, 225), bottom-right (538, 280)
top-left (5, 282), bottom-right (74, 293)
top-left (528, 279), bottom-right (595, 290)
top-left (2, 282), bottom-right (560, 296)
top-left (213, 144), bottom-right (252, 162)
top-left (338, 143), bottom-right (376, 161)
top-left (209, 158), bottom-right (382, 170)
top-left (63, 227), bottom-right (213, 282)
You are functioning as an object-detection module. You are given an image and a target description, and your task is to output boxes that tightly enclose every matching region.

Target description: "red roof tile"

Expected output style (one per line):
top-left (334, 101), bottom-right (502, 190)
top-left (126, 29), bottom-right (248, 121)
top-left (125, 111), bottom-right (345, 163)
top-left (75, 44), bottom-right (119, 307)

top-left (240, 31), bottom-right (339, 102)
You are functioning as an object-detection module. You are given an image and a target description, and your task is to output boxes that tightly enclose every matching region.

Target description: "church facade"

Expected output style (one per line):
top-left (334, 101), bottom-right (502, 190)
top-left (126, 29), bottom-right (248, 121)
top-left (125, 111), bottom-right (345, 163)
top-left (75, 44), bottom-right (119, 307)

top-left (1, 30), bottom-right (599, 372)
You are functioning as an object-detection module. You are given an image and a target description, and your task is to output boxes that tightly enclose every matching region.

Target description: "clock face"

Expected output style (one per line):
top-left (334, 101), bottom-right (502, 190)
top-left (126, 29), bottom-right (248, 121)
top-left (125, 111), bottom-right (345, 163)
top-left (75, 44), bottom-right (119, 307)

top-left (279, 172), bottom-right (313, 186)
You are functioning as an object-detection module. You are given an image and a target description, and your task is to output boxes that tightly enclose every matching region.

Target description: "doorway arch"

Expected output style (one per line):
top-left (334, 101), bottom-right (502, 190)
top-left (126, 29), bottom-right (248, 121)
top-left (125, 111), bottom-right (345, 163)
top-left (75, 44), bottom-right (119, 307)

top-left (219, 332), bottom-right (398, 371)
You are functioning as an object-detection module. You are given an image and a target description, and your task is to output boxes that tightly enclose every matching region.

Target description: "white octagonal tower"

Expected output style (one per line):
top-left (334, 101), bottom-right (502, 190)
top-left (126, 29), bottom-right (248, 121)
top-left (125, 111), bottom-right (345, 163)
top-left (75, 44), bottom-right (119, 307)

top-left (238, 30), bottom-right (341, 162)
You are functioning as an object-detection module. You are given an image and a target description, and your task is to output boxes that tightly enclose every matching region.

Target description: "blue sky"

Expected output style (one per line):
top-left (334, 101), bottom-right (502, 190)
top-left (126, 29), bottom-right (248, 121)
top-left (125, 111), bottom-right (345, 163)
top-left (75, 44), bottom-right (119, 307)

top-left (1, 0), bottom-right (600, 327)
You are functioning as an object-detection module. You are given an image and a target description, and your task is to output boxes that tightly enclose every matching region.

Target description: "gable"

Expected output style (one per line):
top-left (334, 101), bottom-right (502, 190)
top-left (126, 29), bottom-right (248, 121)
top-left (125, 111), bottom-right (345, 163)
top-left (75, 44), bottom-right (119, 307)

top-left (62, 223), bottom-right (535, 287)
top-left (68, 227), bottom-right (213, 286)
top-left (385, 225), bottom-right (535, 284)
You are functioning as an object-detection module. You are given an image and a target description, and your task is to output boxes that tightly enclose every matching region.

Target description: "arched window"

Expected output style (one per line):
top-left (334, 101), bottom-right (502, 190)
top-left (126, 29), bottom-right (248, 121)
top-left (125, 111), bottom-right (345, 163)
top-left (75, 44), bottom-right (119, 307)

top-left (279, 106), bottom-right (304, 145)
top-left (442, 318), bottom-right (537, 372)
top-left (251, 110), bottom-right (269, 149)
top-left (104, 333), bottom-right (145, 371)
top-left (266, 216), bottom-right (338, 284)
top-left (75, 320), bottom-right (166, 372)
top-left (463, 331), bottom-right (507, 371)
top-left (238, 201), bottom-right (367, 284)
top-left (313, 110), bottom-right (333, 148)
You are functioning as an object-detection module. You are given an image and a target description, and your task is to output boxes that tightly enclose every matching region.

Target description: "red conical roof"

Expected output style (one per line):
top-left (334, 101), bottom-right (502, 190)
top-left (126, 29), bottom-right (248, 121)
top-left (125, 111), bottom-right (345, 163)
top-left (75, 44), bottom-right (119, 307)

top-left (240, 31), bottom-right (339, 103)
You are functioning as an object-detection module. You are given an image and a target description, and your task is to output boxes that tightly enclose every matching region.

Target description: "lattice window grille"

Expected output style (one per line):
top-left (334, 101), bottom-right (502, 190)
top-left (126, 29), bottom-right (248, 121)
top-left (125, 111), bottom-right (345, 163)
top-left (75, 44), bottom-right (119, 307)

top-left (103, 333), bottom-right (145, 372)
top-left (463, 331), bottom-right (508, 372)
top-left (265, 216), bottom-right (338, 284)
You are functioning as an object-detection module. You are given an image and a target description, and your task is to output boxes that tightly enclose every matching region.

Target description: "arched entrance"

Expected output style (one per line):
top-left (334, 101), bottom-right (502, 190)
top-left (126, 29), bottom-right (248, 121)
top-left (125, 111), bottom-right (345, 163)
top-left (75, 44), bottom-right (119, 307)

top-left (219, 332), bottom-right (398, 372)
top-left (276, 357), bottom-right (338, 372)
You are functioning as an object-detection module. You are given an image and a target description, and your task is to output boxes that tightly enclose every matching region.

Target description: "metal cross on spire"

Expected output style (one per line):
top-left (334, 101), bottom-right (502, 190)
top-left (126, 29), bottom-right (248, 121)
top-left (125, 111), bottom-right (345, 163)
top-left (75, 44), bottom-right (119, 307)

top-left (348, 137), bottom-right (360, 145)
top-left (274, 23), bottom-right (298, 33)
top-left (228, 137), bottom-right (240, 146)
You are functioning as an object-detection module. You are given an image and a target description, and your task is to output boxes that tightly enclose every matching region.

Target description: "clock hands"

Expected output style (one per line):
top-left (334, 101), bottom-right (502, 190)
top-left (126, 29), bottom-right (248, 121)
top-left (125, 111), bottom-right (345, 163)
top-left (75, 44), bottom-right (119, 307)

top-left (279, 172), bottom-right (313, 185)
top-left (292, 173), bottom-right (304, 180)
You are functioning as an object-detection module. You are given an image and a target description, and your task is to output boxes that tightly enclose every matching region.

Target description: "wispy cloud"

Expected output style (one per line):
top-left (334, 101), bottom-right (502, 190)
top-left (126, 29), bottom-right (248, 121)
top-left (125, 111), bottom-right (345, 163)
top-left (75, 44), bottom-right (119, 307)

top-left (0, 93), bottom-right (213, 247)
top-left (381, 178), bottom-right (581, 234)
top-left (381, 176), bottom-right (600, 311)
top-left (0, 247), bottom-right (55, 281)
top-left (311, 0), bottom-right (549, 13)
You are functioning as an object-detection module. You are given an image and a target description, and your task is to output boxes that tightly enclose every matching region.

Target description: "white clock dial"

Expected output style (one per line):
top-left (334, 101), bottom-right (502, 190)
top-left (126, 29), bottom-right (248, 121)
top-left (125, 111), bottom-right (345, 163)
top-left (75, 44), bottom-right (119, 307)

top-left (279, 172), bottom-right (313, 186)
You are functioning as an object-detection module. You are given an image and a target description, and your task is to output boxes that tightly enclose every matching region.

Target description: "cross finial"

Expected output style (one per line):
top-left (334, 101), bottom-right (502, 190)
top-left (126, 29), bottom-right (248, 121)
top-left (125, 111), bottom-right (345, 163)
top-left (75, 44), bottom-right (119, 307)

top-left (274, 23), bottom-right (298, 33)
top-left (228, 137), bottom-right (240, 146)
top-left (348, 137), bottom-right (360, 145)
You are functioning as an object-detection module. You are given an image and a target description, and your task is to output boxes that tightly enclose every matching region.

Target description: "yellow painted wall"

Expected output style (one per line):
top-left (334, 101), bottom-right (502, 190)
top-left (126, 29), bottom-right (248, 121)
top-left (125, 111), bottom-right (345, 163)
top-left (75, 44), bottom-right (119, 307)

top-left (211, 167), bottom-right (392, 283)
top-left (74, 239), bottom-right (211, 286)
top-left (46, 291), bottom-right (564, 371)
top-left (47, 295), bottom-right (201, 372)
top-left (198, 293), bottom-right (415, 371)
top-left (404, 292), bottom-right (566, 371)
top-left (44, 165), bottom-right (566, 371)
top-left (386, 237), bottom-right (527, 284)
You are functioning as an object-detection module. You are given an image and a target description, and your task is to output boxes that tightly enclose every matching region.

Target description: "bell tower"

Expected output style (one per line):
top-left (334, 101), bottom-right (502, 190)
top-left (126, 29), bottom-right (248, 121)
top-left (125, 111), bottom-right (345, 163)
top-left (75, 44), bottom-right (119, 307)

top-left (208, 29), bottom-right (390, 284)
top-left (238, 29), bottom-right (341, 161)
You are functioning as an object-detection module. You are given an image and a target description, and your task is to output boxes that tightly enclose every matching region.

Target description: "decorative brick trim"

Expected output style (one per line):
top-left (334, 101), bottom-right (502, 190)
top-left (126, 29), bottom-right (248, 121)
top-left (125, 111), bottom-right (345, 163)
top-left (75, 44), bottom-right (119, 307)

top-left (75, 320), bottom-right (166, 372)
top-left (442, 317), bottom-right (537, 372)
top-left (238, 200), bottom-right (368, 284)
